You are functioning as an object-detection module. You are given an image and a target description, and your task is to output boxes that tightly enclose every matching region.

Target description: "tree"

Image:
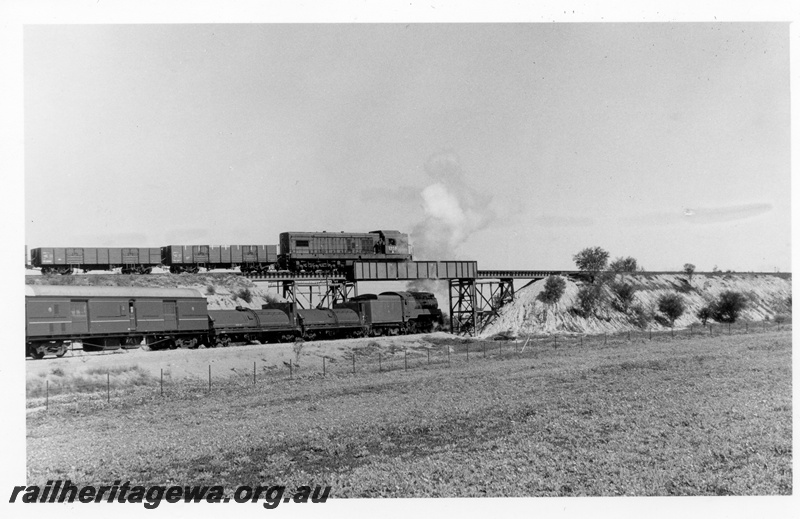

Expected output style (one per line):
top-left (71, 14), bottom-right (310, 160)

top-left (573, 247), bottom-right (610, 284)
top-left (712, 291), bottom-right (747, 323)
top-left (683, 263), bottom-right (696, 282)
top-left (657, 293), bottom-right (685, 327)
top-left (609, 256), bottom-right (639, 274)
top-left (697, 303), bottom-right (714, 325)
top-left (537, 275), bottom-right (566, 319)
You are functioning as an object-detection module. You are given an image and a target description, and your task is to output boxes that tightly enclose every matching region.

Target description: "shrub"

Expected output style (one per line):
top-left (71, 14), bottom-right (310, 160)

top-left (674, 278), bottom-right (694, 294)
top-left (206, 285), bottom-right (216, 295)
top-left (236, 288), bottom-right (253, 304)
top-left (712, 290), bottom-right (747, 323)
top-left (572, 285), bottom-right (603, 318)
top-left (657, 293), bottom-right (685, 326)
top-left (629, 303), bottom-right (652, 329)
top-left (537, 276), bottom-right (566, 306)
top-left (572, 247), bottom-right (610, 284)
top-left (610, 282), bottom-right (636, 313)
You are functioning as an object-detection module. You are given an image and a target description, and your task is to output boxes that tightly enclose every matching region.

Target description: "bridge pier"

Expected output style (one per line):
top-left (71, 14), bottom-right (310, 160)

top-left (448, 279), bottom-right (478, 336)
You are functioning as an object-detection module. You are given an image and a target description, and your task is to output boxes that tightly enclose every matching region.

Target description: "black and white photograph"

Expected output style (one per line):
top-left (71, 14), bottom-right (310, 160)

top-left (3, 2), bottom-right (796, 518)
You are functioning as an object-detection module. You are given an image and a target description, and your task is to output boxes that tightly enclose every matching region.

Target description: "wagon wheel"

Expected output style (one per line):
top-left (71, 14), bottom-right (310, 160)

top-left (54, 343), bottom-right (68, 357)
top-left (28, 343), bottom-right (45, 359)
top-left (167, 339), bottom-right (178, 350)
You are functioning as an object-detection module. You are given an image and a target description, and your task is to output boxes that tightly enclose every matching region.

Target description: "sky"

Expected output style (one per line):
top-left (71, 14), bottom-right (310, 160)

top-left (22, 22), bottom-right (791, 272)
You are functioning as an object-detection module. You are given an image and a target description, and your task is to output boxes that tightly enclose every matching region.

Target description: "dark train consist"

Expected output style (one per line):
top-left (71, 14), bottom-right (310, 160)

top-left (25, 285), bottom-right (442, 359)
top-left (29, 230), bottom-right (411, 276)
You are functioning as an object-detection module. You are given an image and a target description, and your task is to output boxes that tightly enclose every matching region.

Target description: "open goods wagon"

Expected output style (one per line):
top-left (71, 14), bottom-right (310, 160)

top-left (162, 245), bottom-right (278, 274)
top-left (30, 247), bottom-right (161, 275)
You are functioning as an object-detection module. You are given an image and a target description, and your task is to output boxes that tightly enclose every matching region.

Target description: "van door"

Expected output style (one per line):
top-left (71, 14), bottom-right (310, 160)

top-left (70, 300), bottom-right (89, 334)
top-left (163, 301), bottom-right (177, 330)
top-left (128, 301), bottom-right (137, 331)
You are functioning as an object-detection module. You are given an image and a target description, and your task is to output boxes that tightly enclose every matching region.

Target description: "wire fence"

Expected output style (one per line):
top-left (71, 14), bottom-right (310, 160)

top-left (29, 320), bottom-right (792, 411)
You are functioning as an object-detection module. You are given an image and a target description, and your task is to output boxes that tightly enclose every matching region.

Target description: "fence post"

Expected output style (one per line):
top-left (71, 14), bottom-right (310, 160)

top-left (378, 353), bottom-right (381, 373)
top-left (649, 328), bottom-right (652, 341)
top-left (208, 365), bottom-right (211, 392)
top-left (728, 323), bottom-right (731, 335)
top-left (628, 330), bottom-right (631, 341)
top-left (289, 359), bottom-right (293, 380)
top-left (466, 343), bottom-right (469, 362)
top-left (352, 354), bottom-right (355, 375)
top-left (404, 351), bottom-right (408, 371)
top-left (160, 368), bottom-right (163, 396)
top-left (253, 362), bottom-right (256, 385)
top-left (604, 334), bottom-right (607, 345)
top-left (553, 335), bottom-right (557, 349)
top-left (580, 335), bottom-right (583, 347)
top-left (427, 349), bottom-right (430, 365)
top-left (323, 357), bottom-right (326, 377)
top-left (107, 372), bottom-right (110, 403)
top-left (710, 325), bottom-right (713, 336)
top-left (46, 380), bottom-right (49, 411)
top-left (483, 343), bottom-right (486, 358)
top-left (499, 342), bottom-right (502, 358)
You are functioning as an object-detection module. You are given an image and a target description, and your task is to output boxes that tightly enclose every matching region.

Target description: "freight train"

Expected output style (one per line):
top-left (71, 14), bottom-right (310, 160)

top-left (25, 285), bottom-right (442, 359)
top-left (29, 230), bottom-right (412, 276)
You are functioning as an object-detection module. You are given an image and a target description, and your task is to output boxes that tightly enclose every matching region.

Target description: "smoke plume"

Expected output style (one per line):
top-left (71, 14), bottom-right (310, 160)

top-left (411, 152), bottom-right (495, 260)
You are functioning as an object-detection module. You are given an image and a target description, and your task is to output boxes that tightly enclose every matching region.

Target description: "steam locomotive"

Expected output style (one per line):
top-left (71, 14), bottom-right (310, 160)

top-left (25, 285), bottom-right (442, 359)
top-left (29, 230), bottom-right (412, 275)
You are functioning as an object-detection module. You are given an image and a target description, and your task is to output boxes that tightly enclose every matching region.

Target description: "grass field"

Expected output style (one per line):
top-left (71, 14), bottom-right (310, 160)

top-left (26, 329), bottom-right (792, 497)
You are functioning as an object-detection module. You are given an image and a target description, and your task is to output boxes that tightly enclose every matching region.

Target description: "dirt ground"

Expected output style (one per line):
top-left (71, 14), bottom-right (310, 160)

top-left (25, 332), bottom-right (453, 383)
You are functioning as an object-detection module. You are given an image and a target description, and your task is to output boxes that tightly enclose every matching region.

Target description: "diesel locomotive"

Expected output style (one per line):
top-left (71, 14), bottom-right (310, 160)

top-left (25, 285), bottom-right (442, 359)
top-left (29, 230), bottom-right (412, 276)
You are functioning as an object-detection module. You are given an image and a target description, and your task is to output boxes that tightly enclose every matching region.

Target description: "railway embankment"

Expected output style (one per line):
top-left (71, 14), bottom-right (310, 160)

top-left (481, 273), bottom-right (791, 338)
top-left (25, 272), bottom-right (282, 309)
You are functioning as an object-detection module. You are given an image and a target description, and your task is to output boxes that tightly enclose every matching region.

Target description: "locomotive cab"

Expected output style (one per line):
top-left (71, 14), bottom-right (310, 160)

top-left (369, 230), bottom-right (410, 257)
